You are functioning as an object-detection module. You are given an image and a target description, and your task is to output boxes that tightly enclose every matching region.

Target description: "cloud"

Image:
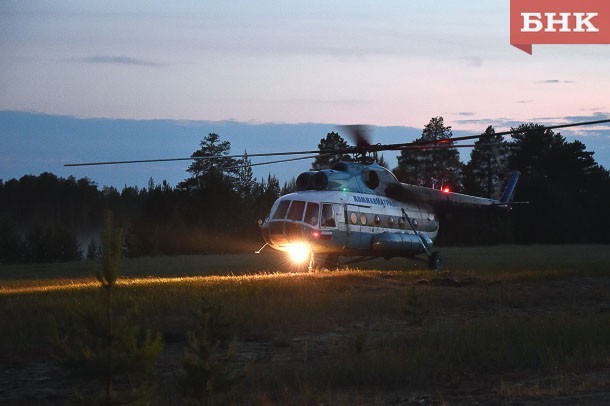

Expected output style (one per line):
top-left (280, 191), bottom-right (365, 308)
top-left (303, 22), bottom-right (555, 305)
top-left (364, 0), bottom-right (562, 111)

top-left (453, 117), bottom-right (525, 129)
top-left (537, 79), bottom-right (574, 84)
top-left (77, 56), bottom-right (165, 67)
top-left (563, 111), bottom-right (610, 122)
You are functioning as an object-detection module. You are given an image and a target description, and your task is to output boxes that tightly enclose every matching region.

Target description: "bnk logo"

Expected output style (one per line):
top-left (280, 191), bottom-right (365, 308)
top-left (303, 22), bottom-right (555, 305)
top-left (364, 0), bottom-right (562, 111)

top-left (510, 0), bottom-right (610, 54)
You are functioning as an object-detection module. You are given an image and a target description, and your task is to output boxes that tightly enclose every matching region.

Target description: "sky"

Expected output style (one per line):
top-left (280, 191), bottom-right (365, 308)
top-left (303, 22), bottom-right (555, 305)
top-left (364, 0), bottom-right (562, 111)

top-left (1, 1), bottom-right (609, 188)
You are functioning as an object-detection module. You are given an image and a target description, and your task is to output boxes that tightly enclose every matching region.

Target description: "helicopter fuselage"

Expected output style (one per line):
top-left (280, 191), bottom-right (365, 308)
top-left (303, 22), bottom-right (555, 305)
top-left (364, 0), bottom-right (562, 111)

top-left (260, 162), bottom-right (445, 268)
top-left (261, 189), bottom-right (438, 262)
top-left (260, 161), bottom-right (520, 269)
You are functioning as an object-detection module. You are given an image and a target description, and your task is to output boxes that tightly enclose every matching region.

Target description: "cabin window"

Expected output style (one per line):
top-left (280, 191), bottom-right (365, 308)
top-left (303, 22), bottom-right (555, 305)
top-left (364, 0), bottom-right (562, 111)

top-left (350, 212), bottom-right (358, 225)
top-left (374, 215), bottom-right (381, 226)
top-left (321, 203), bottom-right (336, 227)
top-left (388, 217), bottom-right (395, 228)
top-left (304, 202), bottom-right (319, 225)
top-left (287, 200), bottom-right (306, 221)
top-left (398, 216), bottom-right (406, 229)
top-left (360, 213), bottom-right (368, 225)
top-left (272, 200), bottom-right (290, 219)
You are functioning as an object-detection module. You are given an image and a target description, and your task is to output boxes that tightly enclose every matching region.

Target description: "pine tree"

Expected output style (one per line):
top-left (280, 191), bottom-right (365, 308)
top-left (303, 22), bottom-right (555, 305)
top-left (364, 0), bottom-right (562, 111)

top-left (508, 123), bottom-right (610, 242)
top-left (463, 126), bottom-right (510, 197)
top-left (179, 298), bottom-right (243, 404)
top-left (252, 174), bottom-right (281, 222)
top-left (376, 153), bottom-right (389, 169)
top-left (235, 150), bottom-right (256, 200)
top-left (281, 177), bottom-right (296, 195)
top-left (394, 117), bottom-right (464, 191)
top-left (311, 132), bottom-right (353, 170)
top-left (180, 133), bottom-right (240, 191)
top-left (50, 211), bottom-right (162, 404)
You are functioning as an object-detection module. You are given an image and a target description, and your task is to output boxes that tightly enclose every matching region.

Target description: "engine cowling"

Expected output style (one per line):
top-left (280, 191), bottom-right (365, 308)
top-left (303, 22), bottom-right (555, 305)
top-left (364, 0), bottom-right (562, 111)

top-left (296, 171), bottom-right (328, 191)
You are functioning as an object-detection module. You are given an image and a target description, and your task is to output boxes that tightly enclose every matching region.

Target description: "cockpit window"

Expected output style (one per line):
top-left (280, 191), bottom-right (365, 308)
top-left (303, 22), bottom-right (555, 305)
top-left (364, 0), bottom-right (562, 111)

top-left (272, 200), bottom-right (290, 219)
top-left (304, 202), bottom-right (319, 225)
top-left (287, 200), bottom-right (306, 221)
top-left (321, 203), bottom-right (336, 227)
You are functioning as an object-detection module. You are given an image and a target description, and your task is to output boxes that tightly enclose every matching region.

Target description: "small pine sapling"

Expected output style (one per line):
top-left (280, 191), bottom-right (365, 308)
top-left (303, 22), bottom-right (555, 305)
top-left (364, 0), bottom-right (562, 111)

top-left (49, 211), bottom-right (162, 404)
top-left (179, 297), bottom-right (244, 405)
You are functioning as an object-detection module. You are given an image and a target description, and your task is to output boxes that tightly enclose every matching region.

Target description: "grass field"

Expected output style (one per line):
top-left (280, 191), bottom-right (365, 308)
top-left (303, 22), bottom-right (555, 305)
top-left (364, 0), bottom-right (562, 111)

top-left (1, 245), bottom-right (610, 404)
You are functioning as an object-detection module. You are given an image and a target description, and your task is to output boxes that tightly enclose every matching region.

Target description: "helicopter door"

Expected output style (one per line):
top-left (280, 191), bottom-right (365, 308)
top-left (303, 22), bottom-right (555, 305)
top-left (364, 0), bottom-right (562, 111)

top-left (320, 203), bottom-right (336, 228)
top-left (344, 205), bottom-right (362, 249)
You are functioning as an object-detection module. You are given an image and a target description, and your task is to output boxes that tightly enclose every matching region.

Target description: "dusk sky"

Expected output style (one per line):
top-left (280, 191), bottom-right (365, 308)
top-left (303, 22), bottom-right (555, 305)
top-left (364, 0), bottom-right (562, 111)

top-left (1, 1), bottom-right (609, 188)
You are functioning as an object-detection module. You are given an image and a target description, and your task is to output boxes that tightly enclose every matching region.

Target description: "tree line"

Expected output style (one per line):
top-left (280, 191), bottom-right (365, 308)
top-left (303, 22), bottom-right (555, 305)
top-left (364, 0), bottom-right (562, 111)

top-left (1, 118), bottom-right (609, 263)
top-left (0, 133), bottom-right (285, 263)
top-left (393, 118), bottom-right (610, 244)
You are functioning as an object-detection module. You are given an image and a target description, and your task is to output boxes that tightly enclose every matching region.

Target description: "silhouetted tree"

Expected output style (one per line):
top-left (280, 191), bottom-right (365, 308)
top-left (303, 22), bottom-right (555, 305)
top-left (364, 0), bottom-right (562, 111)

top-left (508, 123), bottom-right (610, 243)
top-left (312, 132), bottom-right (353, 170)
top-left (253, 174), bottom-right (281, 222)
top-left (376, 153), bottom-right (389, 169)
top-left (394, 117), bottom-right (463, 191)
top-left (50, 212), bottom-right (162, 404)
top-left (235, 151), bottom-right (257, 200)
top-left (180, 133), bottom-right (240, 191)
top-left (281, 177), bottom-right (296, 195)
top-left (87, 238), bottom-right (99, 260)
top-left (0, 215), bottom-right (24, 263)
top-left (463, 126), bottom-right (510, 198)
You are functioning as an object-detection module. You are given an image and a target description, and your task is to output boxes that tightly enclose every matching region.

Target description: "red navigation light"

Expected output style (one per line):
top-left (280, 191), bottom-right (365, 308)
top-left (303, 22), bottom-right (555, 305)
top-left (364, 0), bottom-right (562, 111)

top-left (442, 186), bottom-right (451, 193)
top-left (311, 230), bottom-right (321, 239)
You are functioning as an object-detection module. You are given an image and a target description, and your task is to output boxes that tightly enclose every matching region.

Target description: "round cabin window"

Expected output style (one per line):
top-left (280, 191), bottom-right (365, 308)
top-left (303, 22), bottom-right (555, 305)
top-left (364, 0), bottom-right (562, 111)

top-left (388, 217), bottom-right (395, 228)
top-left (350, 212), bottom-right (358, 225)
top-left (374, 215), bottom-right (381, 226)
top-left (398, 217), bottom-right (406, 229)
top-left (360, 213), bottom-right (367, 225)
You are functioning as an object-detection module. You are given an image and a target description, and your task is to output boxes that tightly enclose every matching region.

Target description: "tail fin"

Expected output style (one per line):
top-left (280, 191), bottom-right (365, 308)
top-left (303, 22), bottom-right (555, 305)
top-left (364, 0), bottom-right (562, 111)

top-left (499, 171), bottom-right (520, 204)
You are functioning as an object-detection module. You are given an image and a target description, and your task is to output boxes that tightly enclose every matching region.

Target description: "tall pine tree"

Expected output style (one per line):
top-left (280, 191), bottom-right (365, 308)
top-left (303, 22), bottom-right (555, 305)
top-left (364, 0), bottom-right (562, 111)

top-left (508, 123), bottom-right (610, 243)
top-left (394, 117), bottom-right (463, 191)
top-left (179, 133), bottom-right (240, 191)
top-left (235, 150), bottom-right (256, 200)
top-left (312, 132), bottom-right (353, 170)
top-left (463, 126), bottom-right (510, 198)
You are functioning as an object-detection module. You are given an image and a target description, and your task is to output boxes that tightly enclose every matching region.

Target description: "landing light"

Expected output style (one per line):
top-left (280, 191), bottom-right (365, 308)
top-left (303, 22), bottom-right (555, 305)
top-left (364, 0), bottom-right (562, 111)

top-left (287, 243), bottom-right (310, 264)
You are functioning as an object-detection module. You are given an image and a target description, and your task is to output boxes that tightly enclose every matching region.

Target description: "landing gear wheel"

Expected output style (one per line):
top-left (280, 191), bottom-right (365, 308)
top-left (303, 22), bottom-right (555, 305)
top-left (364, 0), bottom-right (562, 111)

top-left (312, 254), bottom-right (339, 271)
top-left (322, 254), bottom-right (339, 270)
top-left (428, 252), bottom-right (443, 271)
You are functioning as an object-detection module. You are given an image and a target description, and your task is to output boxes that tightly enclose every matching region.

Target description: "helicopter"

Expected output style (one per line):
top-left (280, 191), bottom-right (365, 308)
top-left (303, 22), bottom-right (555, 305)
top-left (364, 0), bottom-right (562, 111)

top-left (66, 119), bottom-right (610, 271)
top-left (258, 159), bottom-right (520, 271)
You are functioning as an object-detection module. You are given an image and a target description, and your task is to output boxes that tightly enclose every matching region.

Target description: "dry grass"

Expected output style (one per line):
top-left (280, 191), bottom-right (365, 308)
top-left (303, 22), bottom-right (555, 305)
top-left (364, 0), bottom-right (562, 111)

top-left (1, 245), bottom-right (610, 403)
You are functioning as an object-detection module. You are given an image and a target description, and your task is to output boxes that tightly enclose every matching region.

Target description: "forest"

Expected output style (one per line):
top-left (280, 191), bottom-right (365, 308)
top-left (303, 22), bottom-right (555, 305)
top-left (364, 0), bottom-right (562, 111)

top-left (1, 117), bottom-right (609, 263)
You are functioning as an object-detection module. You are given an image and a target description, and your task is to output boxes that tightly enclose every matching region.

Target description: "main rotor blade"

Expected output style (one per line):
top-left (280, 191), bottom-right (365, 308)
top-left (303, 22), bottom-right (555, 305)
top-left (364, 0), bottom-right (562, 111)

top-left (398, 144), bottom-right (477, 150)
top-left (410, 118), bottom-right (610, 147)
top-left (64, 118), bottom-right (609, 167)
top-left (225, 154), bottom-right (332, 170)
top-left (65, 157), bottom-right (196, 167)
top-left (65, 148), bottom-right (327, 167)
